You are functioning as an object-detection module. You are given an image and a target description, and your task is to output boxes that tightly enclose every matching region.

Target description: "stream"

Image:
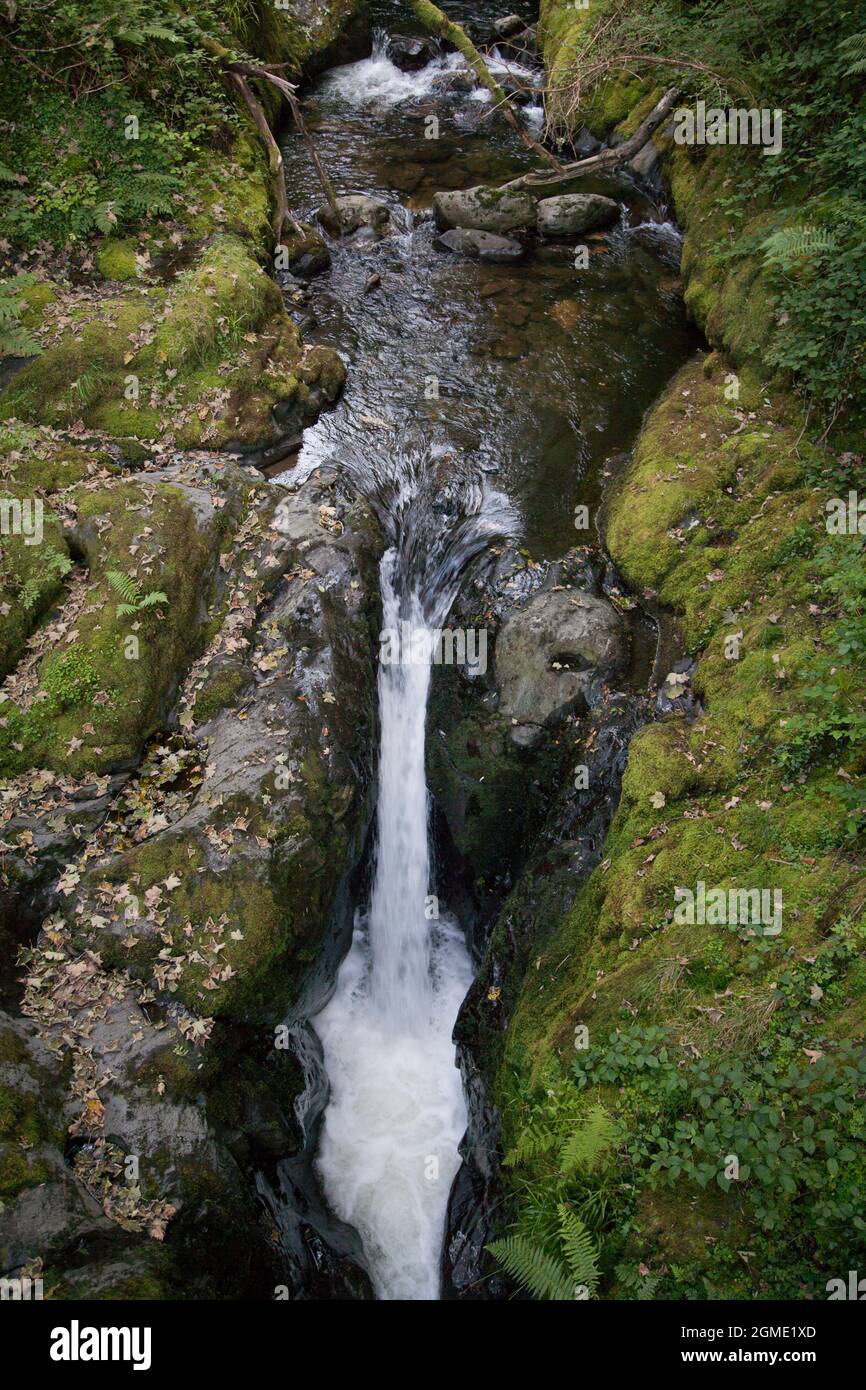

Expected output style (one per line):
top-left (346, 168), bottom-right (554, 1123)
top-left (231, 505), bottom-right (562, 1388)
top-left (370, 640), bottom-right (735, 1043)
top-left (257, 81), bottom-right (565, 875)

top-left (274, 1), bottom-right (697, 1300)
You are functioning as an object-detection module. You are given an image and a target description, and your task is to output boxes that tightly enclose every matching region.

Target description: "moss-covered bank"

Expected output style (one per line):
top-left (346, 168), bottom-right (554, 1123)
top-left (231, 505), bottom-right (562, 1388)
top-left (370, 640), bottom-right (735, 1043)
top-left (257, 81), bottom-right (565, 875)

top-left (487, 0), bottom-right (866, 1301)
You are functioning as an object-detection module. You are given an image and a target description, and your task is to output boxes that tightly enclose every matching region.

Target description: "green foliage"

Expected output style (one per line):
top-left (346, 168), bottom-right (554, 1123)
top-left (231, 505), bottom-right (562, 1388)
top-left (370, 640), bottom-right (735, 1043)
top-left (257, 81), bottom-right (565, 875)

top-left (555, 0), bottom-right (866, 430)
top-left (491, 1084), bottom-right (619, 1298)
top-left (487, 1233), bottom-right (576, 1301)
top-left (776, 536), bottom-right (866, 834)
top-left (0, 275), bottom-right (42, 357)
top-left (42, 649), bottom-right (100, 710)
top-left (106, 569), bottom-right (168, 617)
top-left (18, 548), bottom-right (72, 609)
top-left (0, 0), bottom-right (253, 248)
top-left (571, 916), bottom-right (866, 1272)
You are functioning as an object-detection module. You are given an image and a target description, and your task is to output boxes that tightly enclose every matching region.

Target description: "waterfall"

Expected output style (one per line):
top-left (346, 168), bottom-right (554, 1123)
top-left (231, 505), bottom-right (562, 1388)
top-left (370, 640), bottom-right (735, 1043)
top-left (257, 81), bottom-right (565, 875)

top-left (313, 448), bottom-right (513, 1300)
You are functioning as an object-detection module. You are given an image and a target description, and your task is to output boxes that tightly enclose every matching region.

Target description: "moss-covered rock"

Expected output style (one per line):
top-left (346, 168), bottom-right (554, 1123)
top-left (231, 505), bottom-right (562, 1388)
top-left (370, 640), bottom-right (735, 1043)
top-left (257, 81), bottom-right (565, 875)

top-left (0, 236), bottom-right (344, 453)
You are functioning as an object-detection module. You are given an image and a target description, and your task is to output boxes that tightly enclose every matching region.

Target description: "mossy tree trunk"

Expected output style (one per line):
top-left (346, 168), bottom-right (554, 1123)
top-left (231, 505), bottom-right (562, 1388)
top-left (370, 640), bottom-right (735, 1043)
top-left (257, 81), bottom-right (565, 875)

top-left (406, 0), bottom-right (564, 173)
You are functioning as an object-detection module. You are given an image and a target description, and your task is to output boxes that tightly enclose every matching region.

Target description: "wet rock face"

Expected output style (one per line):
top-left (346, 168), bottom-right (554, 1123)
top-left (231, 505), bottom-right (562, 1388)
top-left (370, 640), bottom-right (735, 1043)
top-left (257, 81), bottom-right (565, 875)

top-left (494, 587), bottom-right (629, 747)
top-left (493, 15), bottom-right (527, 40)
top-left (432, 185), bottom-right (536, 235)
top-left (281, 222), bottom-right (331, 278)
top-left (536, 192), bottom-right (620, 238)
top-left (387, 34), bottom-right (440, 71)
top-left (427, 549), bottom-right (629, 905)
top-left (3, 460), bottom-right (381, 1296)
top-left (435, 227), bottom-right (525, 263)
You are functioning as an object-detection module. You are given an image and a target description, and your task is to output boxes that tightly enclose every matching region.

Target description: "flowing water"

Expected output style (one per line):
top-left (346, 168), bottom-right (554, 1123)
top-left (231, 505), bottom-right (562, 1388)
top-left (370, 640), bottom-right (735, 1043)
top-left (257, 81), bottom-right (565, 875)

top-left (278, 3), bottom-right (697, 1300)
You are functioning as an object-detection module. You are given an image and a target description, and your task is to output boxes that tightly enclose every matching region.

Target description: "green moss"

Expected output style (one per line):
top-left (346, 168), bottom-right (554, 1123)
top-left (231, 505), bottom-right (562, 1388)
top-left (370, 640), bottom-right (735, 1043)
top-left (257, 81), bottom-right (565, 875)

top-left (0, 1022), bottom-right (63, 1202)
top-left (192, 663), bottom-right (252, 723)
top-left (96, 238), bottom-right (139, 282)
top-left (0, 491), bottom-right (70, 677)
top-left (0, 477), bottom-right (229, 777)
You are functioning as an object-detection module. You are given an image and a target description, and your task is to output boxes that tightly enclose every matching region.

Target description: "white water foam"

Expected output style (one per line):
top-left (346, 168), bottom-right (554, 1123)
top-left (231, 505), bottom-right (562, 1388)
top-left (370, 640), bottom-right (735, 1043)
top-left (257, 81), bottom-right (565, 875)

top-left (313, 571), bottom-right (473, 1300)
top-left (318, 29), bottom-right (543, 120)
top-left (319, 32), bottom-right (467, 108)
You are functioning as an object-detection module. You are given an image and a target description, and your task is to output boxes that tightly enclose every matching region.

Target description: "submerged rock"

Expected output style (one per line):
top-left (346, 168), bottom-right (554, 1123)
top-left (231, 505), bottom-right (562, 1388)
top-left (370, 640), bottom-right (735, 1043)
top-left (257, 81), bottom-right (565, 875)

top-left (435, 227), bottom-right (525, 263)
top-left (281, 222), bottom-right (331, 278)
top-left (432, 185), bottom-right (536, 235)
top-left (495, 587), bottom-right (628, 747)
top-left (317, 194), bottom-right (391, 237)
top-left (536, 192), bottom-right (620, 237)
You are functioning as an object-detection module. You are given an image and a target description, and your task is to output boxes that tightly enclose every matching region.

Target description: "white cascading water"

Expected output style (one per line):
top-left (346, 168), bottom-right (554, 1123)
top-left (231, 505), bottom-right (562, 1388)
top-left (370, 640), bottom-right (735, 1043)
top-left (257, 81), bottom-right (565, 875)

top-left (320, 27), bottom-right (540, 114)
top-left (313, 559), bottom-right (474, 1300)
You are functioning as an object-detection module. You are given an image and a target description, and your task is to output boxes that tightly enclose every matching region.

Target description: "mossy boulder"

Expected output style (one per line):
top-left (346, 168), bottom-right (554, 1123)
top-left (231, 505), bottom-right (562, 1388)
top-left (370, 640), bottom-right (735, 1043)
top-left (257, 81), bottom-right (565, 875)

top-left (0, 461), bottom-right (250, 778)
top-left (0, 237), bottom-right (343, 453)
top-left (95, 238), bottom-right (139, 282)
top-left (432, 186), bottom-right (536, 235)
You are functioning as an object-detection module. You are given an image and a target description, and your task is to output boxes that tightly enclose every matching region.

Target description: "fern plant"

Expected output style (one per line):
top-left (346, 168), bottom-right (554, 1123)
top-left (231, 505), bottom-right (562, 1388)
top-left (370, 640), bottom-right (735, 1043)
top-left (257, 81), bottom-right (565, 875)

top-left (839, 32), bottom-right (866, 76)
top-left (106, 569), bottom-right (168, 617)
top-left (489, 1206), bottom-right (601, 1300)
top-left (0, 275), bottom-right (42, 358)
top-left (761, 225), bottom-right (835, 268)
top-left (490, 1098), bottom-right (620, 1299)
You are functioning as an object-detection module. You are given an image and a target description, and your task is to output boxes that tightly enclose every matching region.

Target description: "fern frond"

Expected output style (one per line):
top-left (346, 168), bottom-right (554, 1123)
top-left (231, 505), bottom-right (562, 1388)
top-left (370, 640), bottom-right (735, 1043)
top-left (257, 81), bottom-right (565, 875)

top-left (137, 590), bottom-right (168, 608)
top-left (557, 1206), bottom-right (600, 1294)
top-left (503, 1124), bottom-right (558, 1167)
top-left (839, 32), bottom-right (866, 75)
top-left (559, 1103), bottom-right (620, 1177)
top-left (761, 225), bottom-right (835, 266)
top-left (106, 570), bottom-right (142, 604)
top-left (487, 1235), bottom-right (574, 1301)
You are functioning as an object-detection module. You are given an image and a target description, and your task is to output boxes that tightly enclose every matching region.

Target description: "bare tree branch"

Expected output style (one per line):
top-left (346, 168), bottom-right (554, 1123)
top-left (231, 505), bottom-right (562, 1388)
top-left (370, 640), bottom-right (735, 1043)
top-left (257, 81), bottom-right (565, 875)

top-left (500, 86), bottom-right (680, 192)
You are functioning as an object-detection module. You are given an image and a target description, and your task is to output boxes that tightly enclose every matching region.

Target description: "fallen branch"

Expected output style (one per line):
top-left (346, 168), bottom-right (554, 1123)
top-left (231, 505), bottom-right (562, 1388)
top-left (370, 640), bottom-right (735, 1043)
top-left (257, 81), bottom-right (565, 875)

top-left (406, 0), bottom-right (565, 173)
top-left (500, 86), bottom-right (680, 192)
top-left (226, 61), bottom-right (341, 228)
top-left (200, 35), bottom-right (340, 242)
top-left (224, 70), bottom-right (297, 244)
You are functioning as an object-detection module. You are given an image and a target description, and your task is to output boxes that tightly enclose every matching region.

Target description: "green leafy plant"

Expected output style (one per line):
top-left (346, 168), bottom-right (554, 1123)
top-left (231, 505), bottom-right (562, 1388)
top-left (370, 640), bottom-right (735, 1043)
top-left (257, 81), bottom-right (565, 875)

top-left (489, 1094), bottom-right (620, 1299)
top-left (0, 275), bottom-right (42, 357)
top-left (106, 569), bottom-right (168, 617)
top-left (489, 1206), bottom-right (601, 1301)
top-left (18, 548), bottom-right (72, 609)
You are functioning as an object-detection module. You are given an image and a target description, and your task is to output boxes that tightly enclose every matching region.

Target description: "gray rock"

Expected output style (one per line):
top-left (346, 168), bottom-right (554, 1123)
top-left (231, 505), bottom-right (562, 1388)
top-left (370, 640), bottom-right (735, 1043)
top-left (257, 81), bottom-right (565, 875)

top-left (432, 185), bottom-right (536, 235)
top-left (281, 222), bottom-right (331, 277)
top-left (318, 195), bottom-right (390, 237)
top-left (435, 227), bottom-right (525, 263)
top-left (388, 34), bottom-right (440, 72)
top-left (494, 15), bottom-right (526, 39)
top-left (536, 192), bottom-right (620, 238)
top-left (494, 588), bottom-right (628, 747)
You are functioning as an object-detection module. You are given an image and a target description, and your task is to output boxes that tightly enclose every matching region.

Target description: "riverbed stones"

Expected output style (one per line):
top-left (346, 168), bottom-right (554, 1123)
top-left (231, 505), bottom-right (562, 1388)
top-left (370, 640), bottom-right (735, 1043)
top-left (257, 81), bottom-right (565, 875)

top-left (435, 227), bottom-right (525, 263)
top-left (536, 192), bottom-right (620, 238)
top-left (432, 185), bottom-right (536, 234)
top-left (494, 588), bottom-right (628, 747)
top-left (317, 194), bottom-right (391, 236)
